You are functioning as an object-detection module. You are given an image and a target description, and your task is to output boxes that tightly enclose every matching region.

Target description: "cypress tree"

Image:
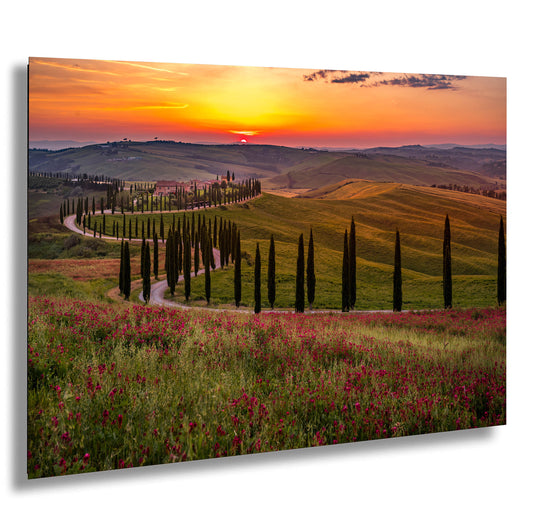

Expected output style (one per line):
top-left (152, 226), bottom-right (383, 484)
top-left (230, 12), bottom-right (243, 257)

top-left (234, 231), bottom-right (242, 307)
top-left (184, 231), bottom-right (191, 301)
top-left (205, 235), bottom-right (211, 304)
top-left (342, 230), bottom-right (350, 312)
top-left (497, 215), bottom-right (506, 305)
top-left (307, 228), bottom-right (316, 310)
top-left (177, 225), bottom-right (183, 278)
top-left (393, 229), bottom-right (402, 312)
top-left (59, 204), bottom-right (64, 224)
top-left (141, 238), bottom-right (146, 277)
top-left (160, 215), bottom-right (164, 243)
top-left (166, 229), bottom-right (176, 295)
top-left (119, 239), bottom-right (124, 294)
top-left (194, 234), bottom-right (200, 276)
top-left (254, 243), bottom-right (261, 314)
top-left (443, 214), bottom-right (452, 309)
top-left (295, 234), bottom-right (305, 313)
top-left (267, 234), bottom-right (276, 309)
top-left (142, 242), bottom-right (151, 304)
top-left (153, 232), bottom-right (159, 280)
top-left (123, 241), bottom-right (131, 301)
top-left (349, 216), bottom-right (356, 308)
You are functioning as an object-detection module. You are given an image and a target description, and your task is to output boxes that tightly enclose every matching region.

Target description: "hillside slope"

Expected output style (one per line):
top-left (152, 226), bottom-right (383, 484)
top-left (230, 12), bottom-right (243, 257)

top-left (29, 142), bottom-right (501, 190)
top-left (267, 154), bottom-right (496, 190)
top-left (83, 184), bottom-right (506, 309)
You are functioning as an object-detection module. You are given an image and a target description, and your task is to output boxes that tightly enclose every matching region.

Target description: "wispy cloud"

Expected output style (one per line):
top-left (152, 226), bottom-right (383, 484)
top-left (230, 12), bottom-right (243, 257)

top-left (31, 59), bottom-right (121, 76)
top-left (111, 61), bottom-right (189, 75)
top-left (228, 129), bottom-right (260, 136)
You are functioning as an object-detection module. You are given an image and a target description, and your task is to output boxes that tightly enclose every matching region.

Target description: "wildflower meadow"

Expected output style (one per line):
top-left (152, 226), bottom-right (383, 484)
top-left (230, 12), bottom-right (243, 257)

top-left (27, 296), bottom-right (505, 477)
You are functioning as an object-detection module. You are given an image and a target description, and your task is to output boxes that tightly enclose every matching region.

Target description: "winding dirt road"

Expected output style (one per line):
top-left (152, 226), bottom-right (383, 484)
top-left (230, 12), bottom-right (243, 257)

top-left (63, 205), bottom-right (398, 315)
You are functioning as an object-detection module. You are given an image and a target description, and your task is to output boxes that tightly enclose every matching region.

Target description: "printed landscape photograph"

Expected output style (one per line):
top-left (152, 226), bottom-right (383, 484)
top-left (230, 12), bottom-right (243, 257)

top-left (27, 57), bottom-right (506, 478)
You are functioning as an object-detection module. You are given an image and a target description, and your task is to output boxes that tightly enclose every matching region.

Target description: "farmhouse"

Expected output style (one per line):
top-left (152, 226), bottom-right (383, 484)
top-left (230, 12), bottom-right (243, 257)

top-left (154, 180), bottom-right (190, 195)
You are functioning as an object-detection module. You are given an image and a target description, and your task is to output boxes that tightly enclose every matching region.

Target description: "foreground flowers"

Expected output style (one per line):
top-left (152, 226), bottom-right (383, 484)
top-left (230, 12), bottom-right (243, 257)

top-left (28, 297), bottom-right (505, 477)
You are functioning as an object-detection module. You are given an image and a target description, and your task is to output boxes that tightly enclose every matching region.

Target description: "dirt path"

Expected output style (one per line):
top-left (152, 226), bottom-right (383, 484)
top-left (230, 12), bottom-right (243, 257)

top-left (65, 198), bottom-right (401, 314)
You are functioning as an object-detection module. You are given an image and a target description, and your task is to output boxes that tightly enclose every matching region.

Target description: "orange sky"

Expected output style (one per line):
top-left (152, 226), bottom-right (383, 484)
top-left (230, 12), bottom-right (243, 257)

top-left (28, 57), bottom-right (506, 148)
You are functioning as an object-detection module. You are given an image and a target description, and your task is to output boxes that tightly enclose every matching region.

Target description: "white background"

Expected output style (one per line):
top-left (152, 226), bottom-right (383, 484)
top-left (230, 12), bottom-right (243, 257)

top-left (2, 1), bottom-right (531, 514)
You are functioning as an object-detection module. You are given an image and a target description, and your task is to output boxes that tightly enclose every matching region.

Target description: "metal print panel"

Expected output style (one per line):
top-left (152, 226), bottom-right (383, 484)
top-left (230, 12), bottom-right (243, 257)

top-left (27, 57), bottom-right (506, 478)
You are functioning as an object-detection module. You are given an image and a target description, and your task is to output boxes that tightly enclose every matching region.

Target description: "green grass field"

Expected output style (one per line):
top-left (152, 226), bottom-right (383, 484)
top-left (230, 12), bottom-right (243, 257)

top-left (86, 184), bottom-right (505, 310)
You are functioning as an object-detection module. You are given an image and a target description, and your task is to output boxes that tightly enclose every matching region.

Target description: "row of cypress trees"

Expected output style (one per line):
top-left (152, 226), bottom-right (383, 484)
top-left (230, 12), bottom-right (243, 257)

top-left (342, 214), bottom-right (506, 312)
top-left (60, 179), bottom-right (262, 225)
top-left (118, 213), bottom-right (506, 310)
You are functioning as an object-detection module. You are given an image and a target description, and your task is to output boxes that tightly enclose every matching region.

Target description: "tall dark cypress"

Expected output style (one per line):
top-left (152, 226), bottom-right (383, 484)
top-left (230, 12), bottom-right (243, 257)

top-left (119, 239), bottom-right (124, 294)
top-left (342, 229), bottom-right (350, 312)
top-left (497, 215), bottom-right (506, 305)
top-left (349, 216), bottom-right (356, 308)
top-left (194, 234), bottom-right (200, 277)
top-left (142, 242), bottom-right (151, 304)
top-left (307, 228), bottom-right (316, 310)
top-left (141, 238), bottom-right (146, 277)
top-left (123, 241), bottom-right (131, 301)
top-left (295, 233), bottom-right (305, 313)
top-left (267, 235), bottom-right (276, 309)
top-left (153, 232), bottom-right (159, 280)
top-left (234, 231), bottom-right (242, 307)
top-left (443, 214), bottom-right (452, 309)
top-left (254, 243), bottom-right (261, 314)
top-left (166, 229), bottom-right (176, 295)
top-left (59, 204), bottom-right (64, 224)
top-left (205, 235), bottom-right (211, 304)
top-left (184, 231), bottom-right (191, 301)
top-left (393, 229), bottom-right (402, 312)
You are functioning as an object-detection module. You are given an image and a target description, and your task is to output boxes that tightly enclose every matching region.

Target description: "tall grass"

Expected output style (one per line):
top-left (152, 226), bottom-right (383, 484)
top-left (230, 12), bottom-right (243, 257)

top-left (28, 296), bottom-right (505, 477)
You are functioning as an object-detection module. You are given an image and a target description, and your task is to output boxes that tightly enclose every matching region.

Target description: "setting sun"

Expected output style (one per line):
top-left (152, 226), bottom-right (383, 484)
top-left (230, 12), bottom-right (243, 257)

top-left (28, 58), bottom-right (506, 148)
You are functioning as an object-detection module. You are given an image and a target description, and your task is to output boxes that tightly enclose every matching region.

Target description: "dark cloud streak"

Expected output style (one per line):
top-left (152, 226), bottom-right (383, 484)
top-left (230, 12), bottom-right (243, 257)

top-left (303, 69), bottom-right (467, 90)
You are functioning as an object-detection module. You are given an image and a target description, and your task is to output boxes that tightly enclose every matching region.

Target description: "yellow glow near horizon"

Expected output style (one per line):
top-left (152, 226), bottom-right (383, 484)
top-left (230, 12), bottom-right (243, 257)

top-left (29, 58), bottom-right (506, 147)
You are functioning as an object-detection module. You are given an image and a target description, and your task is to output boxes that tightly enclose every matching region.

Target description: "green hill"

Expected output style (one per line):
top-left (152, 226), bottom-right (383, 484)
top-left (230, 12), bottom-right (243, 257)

top-left (87, 183), bottom-right (506, 310)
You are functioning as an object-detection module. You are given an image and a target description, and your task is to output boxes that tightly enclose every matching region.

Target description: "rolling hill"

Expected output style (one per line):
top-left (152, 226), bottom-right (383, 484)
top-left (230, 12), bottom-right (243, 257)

top-left (29, 141), bottom-right (504, 191)
top-left (81, 183), bottom-right (506, 310)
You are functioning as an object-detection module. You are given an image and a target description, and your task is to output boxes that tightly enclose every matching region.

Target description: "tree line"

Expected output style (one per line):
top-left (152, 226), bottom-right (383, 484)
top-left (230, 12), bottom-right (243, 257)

top-left (117, 213), bottom-right (506, 311)
top-left (60, 178), bottom-right (262, 234)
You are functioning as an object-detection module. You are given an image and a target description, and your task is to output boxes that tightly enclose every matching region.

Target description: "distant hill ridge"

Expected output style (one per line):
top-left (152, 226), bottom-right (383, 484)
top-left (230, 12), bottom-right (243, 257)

top-left (28, 140), bottom-right (505, 188)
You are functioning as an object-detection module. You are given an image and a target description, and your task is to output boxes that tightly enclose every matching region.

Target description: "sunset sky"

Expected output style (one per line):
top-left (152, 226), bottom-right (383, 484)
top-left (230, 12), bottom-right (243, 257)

top-left (28, 57), bottom-right (506, 148)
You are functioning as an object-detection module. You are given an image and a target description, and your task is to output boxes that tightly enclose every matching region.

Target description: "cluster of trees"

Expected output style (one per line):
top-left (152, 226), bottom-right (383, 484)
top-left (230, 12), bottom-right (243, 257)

top-left (163, 212), bottom-right (238, 304)
top-left (154, 178), bottom-right (262, 213)
top-left (430, 183), bottom-right (506, 201)
top-left (29, 170), bottom-right (123, 187)
top-left (61, 178), bottom-right (262, 233)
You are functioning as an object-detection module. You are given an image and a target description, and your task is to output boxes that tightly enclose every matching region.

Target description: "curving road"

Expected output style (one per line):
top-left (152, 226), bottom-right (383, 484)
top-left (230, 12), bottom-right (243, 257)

top-left (63, 202), bottom-right (400, 315)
